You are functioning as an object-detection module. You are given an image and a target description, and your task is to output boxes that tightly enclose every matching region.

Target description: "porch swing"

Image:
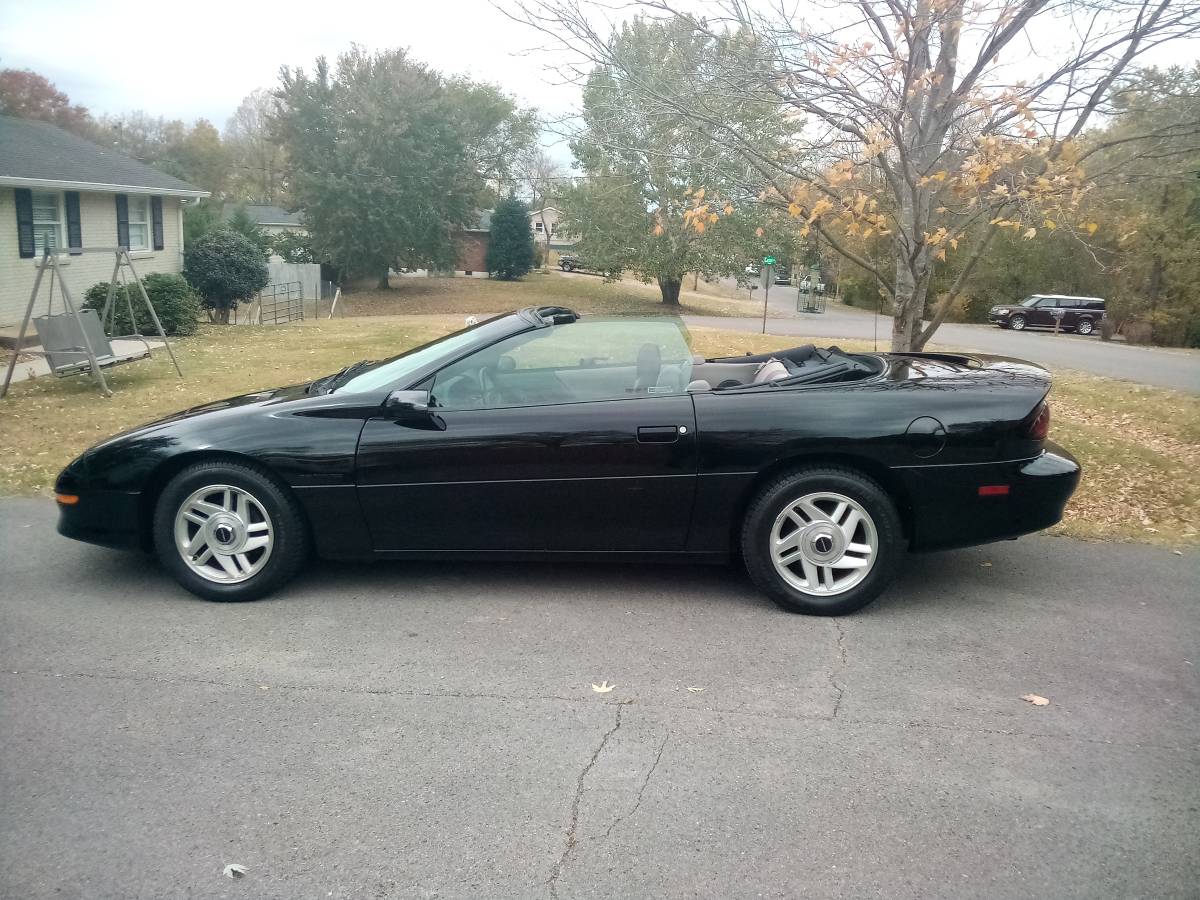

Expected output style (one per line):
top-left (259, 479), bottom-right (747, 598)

top-left (1, 246), bottom-right (183, 399)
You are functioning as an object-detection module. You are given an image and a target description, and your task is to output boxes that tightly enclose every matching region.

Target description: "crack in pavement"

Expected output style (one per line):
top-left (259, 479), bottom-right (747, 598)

top-left (546, 703), bottom-right (625, 899)
top-left (829, 619), bottom-right (848, 718)
top-left (5, 669), bottom-right (1192, 752)
top-left (599, 729), bottom-right (670, 841)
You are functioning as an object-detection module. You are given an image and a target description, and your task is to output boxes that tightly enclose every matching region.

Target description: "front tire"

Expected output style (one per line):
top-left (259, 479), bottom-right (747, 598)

top-left (1009, 314), bottom-right (1027, 331)
top-left (153, 461), bottom-right (310, 602)
top-left (741, 467), bottom-right (903, 615)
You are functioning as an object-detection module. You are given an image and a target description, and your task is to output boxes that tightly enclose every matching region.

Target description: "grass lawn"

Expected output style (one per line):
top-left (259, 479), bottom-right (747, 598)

top-left (339, 269), bottom-right (764, 318)
top-left (1, 316), bottom-right (1194, 547)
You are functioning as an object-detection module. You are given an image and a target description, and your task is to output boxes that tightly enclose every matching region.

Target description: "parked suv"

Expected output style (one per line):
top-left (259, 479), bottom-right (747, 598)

top-left (988, 294), bottom-right (1105, 335)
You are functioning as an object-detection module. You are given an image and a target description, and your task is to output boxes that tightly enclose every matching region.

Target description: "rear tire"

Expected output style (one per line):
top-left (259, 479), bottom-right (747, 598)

top-left (1009, 314), bottom-right (1027, 331)
top-left (741, 467), bottom-right (903, 615)
top-left (153, 461), bottom-right (310, 602)
top-left (1076, 317), bottom-right (1094, 335)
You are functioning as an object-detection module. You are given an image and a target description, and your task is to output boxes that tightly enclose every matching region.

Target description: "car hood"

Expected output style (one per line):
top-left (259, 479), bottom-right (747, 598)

top-left (84, 383), bottom-right (311, 452)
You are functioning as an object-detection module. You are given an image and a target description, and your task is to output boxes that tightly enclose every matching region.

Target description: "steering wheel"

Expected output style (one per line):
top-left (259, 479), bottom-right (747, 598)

top-left (478, 366), bottom-right (501, 407)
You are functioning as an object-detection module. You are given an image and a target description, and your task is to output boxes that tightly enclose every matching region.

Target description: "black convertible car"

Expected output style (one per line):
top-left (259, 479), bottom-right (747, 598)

top-left (56, 307), bottom-right (1080, 615)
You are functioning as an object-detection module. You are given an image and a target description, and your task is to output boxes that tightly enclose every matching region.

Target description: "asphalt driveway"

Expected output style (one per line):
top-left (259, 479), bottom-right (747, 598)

top-left (1, 497), bottom-right (1197, 899)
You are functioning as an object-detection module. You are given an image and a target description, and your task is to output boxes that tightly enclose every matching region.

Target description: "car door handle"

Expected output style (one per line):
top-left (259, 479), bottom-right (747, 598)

top-left (637, 425), bottom-right (683, 443)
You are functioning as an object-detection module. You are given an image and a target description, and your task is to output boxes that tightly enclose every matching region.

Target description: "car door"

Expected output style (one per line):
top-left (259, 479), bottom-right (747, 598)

top-left (1029, 297), bottom-right (1057, 327)
top-left (1055, 297), bottom-right (1078, 329)
top-left (355, 319), bottom-right (699, 553)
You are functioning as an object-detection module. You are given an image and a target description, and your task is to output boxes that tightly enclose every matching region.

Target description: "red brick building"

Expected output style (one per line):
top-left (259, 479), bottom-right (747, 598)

top-left (454, 210), bottom-right (491, 275)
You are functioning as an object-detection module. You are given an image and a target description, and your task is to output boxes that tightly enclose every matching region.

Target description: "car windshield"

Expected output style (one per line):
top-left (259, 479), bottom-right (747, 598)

top-left (332, 315), bottom-right (519, 394)
top-left (429, 317), bottom-right (693, 409)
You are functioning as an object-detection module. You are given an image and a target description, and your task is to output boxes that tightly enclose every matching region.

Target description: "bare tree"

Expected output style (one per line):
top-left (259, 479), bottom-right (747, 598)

top-left (505, 0), bottom-right (1200, 350)
top-left (225, 88), bottom-right (288, 205)
top-left (518, 147), bottom-right (566, 266)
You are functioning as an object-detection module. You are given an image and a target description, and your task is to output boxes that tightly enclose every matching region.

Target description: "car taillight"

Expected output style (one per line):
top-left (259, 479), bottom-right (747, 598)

top-left (1025, 401), bottom-right (1051, 440)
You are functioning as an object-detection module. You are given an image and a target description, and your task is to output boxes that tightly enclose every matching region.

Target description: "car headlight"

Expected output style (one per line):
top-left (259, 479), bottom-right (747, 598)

top-left (992, 307), bottom-right (1009, 315)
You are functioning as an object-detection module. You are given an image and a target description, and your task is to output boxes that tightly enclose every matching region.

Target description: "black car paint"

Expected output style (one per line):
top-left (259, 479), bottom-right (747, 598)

top-left (56, 309), bottom-right (1080, 562)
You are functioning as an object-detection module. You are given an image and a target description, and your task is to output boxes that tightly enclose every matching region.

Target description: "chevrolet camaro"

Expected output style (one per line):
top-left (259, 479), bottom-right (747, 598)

top-left (55, 306), bottom-right (1080, 615)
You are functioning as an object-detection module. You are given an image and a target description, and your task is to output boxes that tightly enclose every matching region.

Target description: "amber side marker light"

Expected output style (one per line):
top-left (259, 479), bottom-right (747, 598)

top-left (55, 493), bottom-right (80, 505)
top-left (978, 485), bottom-right (1010, 497)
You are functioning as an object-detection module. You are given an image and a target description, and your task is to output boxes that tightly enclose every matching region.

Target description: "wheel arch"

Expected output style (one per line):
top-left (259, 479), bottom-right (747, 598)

top-left (136, 450), bottom-right (303, 552)
top-left (730, 453), bottom-right (915, 553)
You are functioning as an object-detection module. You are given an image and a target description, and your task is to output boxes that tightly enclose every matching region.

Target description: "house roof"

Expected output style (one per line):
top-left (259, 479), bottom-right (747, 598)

top-left (0, 115), bottom-right (208, 198)
top-left (224, 204), bottom-right (304, 227)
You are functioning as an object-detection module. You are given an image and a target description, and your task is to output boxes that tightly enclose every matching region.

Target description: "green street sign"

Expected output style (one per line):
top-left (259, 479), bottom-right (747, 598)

top-left (763, 255), bottom-right (777, 266)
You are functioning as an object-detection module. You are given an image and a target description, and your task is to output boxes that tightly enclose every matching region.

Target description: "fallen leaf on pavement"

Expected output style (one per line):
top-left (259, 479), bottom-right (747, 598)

top-left (591, 681), bottom-right (615, 693)
top-left (1021, 694), bottom-right (1050, 706)
top-left (687, 686), bottom-right (705, 693)
top-left (223, 864), bottom-right (247, 879)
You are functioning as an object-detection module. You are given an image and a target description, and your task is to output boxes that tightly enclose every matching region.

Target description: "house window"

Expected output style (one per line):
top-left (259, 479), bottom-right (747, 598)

top-left (535, 221), bottom-right (545, 233)
top-left (127, 195), bottom-right (150, 250)
top-left (31, 191), bottom-right (63, 257)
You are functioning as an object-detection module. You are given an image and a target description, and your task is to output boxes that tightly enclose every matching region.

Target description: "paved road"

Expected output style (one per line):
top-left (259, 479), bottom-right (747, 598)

top-left (2, 497), bottom-right (1197, 899)
top-left (685, 301), bottom-right (1200, 392)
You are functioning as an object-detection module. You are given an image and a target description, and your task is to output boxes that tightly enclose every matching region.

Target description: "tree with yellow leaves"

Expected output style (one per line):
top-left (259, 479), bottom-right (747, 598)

top-left (510, 0), bottom-right (1199, 349)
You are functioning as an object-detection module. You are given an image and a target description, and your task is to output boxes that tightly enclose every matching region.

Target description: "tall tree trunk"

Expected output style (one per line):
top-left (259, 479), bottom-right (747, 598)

top-left (377, 270), bottom-right (391, 290)
top-left (891, 253), bottom-right (917, 351)
top-left (1144, 184), bottom-right (1171, 342)
top-left (658, 275), bottom-right (682, 306)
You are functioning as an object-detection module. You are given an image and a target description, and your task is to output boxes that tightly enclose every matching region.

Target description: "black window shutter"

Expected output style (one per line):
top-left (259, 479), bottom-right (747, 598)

top-left (65, 192), bottom-right (83, 254)
top-left (15, 188), bottom-right (35, 258)
top-left (151, 196), bottom-right (164, 250)
top-left (115, 194), bottom-right (130, 248)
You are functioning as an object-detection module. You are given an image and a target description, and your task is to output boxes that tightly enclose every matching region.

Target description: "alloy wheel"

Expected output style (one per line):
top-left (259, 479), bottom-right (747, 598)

top-left (769, 491), bottom-right (878, 596)
top-left (1077, 318), bottom-right (1093, 335)
top-left (173, 484), bottom-right (274, 584)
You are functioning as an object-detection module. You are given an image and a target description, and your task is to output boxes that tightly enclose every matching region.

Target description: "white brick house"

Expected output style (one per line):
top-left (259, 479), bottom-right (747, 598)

top-left (0, 116), bottom-right (208, 327)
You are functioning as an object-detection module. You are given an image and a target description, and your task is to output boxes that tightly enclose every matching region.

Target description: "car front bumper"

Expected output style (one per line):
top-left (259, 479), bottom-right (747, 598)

top-left (55, 467), bottom-right (144, 551)
top-left (901, 443), bottom-right (1081, 552)
top-left (988, 312), bottom-right (1012, 325)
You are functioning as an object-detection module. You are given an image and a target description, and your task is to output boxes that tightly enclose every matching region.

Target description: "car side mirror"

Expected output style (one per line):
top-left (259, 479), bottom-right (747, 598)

top-left (384, 389), bottom-right (431, 416)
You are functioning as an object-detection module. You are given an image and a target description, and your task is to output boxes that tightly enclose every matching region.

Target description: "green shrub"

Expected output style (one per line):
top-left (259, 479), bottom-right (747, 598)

top-left (184, 228), bottom-right (270, 324)
top-left (485, 198), bottom-right (536, 280)
top-left (83, 273), bottom-right (202, 336)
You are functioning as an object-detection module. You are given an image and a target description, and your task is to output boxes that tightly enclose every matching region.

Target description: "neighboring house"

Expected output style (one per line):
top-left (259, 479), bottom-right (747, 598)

top-left (0, 115), bottom-right (208, 328)
top-left (530, 206), bottom-right (575, 250)
top-left (223, 204), bottom-right (305, 237)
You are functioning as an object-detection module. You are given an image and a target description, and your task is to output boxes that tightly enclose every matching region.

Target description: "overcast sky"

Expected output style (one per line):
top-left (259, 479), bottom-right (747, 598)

top-left (2, 0), bottom-right (1196, 148)
top-left (0, 0), bottom-right (581, 130)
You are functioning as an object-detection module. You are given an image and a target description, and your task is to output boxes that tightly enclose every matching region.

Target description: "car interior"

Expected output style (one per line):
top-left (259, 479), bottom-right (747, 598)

top-left (429, 338), bottom-right (883, 410)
